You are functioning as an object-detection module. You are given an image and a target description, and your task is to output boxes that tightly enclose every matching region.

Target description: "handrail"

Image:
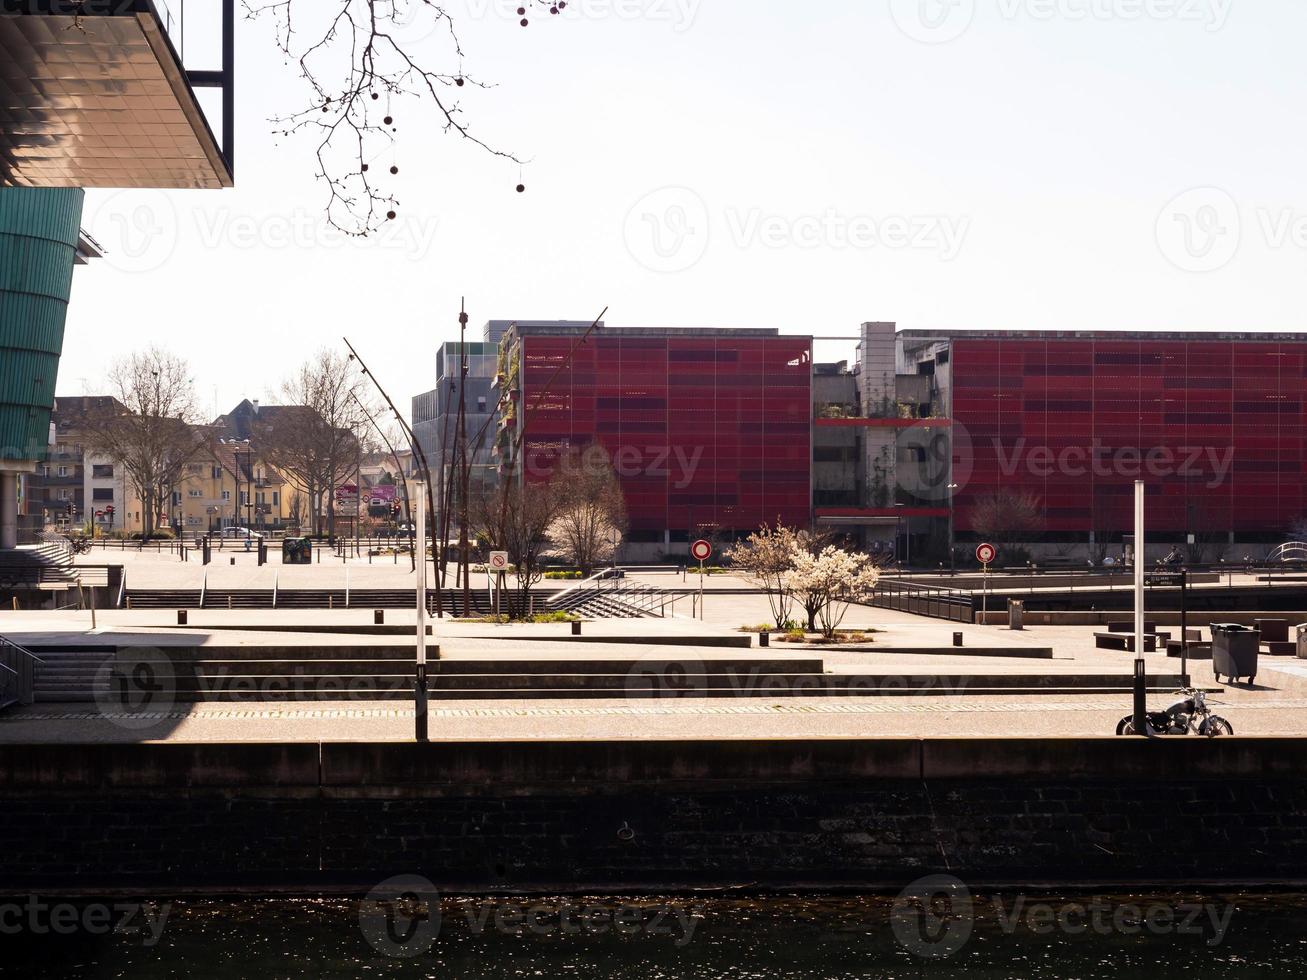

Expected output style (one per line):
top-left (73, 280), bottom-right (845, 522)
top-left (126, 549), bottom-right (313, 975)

top-left (1268, 542), bottom-right (1307, 563)
top-left (272, 572), bottom-right (279, 609)
top-left (200, 570), bottom-right (208, 609)
top-left (546, 570), bottom-right (611, 608)
top-left (0, 636), bottom-right (45, 708)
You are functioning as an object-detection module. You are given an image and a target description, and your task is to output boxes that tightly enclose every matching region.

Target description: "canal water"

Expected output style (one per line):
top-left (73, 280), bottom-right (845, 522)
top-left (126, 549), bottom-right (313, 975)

top-left (2, 892), bottom-right (1304, 977)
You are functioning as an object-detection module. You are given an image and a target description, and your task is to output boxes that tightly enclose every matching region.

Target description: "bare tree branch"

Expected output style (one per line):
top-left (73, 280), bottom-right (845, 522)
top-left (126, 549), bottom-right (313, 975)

top-left (245, 0), bottom-right (563, 234)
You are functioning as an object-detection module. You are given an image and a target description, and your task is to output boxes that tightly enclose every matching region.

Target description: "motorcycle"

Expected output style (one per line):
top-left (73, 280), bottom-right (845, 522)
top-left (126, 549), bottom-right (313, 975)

top-left (1115, 687), bottom-right (1234, 737)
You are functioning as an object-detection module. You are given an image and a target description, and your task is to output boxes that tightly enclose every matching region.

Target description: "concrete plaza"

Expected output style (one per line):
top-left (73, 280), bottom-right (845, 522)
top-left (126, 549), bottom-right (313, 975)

top-left (4, 598), bottom-right (1306, 742)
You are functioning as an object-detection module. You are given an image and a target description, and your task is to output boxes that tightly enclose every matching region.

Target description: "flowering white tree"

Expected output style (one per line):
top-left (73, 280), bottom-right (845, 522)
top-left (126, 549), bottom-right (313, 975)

top-left (727, 524), bottom-right (801, 628)
top-left (785, 546), bottom-right (881, 639)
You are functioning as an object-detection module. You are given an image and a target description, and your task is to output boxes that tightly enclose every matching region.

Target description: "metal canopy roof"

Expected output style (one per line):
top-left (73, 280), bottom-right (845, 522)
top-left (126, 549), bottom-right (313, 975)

top-left (0, 2), bottom-right (232, 188)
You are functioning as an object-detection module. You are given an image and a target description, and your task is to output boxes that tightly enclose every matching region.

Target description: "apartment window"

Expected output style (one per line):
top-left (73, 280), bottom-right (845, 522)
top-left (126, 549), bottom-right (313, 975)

top-left (58, 489), bottom-right (72, 501)
top-left (57, 466), bottom-right (68, 477)
top-left (211, 466), bottom-right (222, 479)
top-left (188, 489), bottom-right (203, 498)
top-left (272, 491), bottom-right (280, 507)
top-left (91, 488), bottom-right (113, 502)
top-left (221, 490), bottom-right (231, 501)
top-left (92, 464), bottom-right (114, 479)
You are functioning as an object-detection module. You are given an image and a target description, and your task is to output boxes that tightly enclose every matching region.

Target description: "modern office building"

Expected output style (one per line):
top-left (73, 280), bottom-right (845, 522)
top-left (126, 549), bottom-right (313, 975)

top-left (411, 321), bottom-right (604, 500)
top-left (419, 320), bottom-right (1307, 563)
top-left (899, 330), bottom-right (1307, 552)
top-left (496, 322), bottom-right (812, 554)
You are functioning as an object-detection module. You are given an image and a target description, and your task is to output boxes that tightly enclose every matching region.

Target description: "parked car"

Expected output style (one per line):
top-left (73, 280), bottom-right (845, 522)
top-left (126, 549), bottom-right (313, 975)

top-left (221, 527), bottom-right (264, 539)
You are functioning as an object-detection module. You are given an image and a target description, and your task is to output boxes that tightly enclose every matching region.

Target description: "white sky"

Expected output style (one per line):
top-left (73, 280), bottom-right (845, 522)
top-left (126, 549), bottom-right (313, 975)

top-left (60, 0), bottom-right (1307, 418)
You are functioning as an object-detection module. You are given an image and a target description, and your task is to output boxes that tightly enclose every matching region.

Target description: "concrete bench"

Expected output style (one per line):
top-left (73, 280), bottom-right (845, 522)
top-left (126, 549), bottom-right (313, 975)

top-left (1107, 621), bottom-right (1158, 635)
top-left (1095, 632), bottom-right (1157, 653)
top-left (1255, 619), bottom-right (1290, 644)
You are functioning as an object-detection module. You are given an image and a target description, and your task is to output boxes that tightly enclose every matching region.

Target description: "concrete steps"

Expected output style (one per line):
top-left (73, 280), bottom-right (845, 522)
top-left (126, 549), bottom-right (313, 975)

top-left (23, 640), bottom-right (1197, 705)
top-left (27, 643), bottom-right (421, 704)
top-left (125, 590), bottom-right (201, 609)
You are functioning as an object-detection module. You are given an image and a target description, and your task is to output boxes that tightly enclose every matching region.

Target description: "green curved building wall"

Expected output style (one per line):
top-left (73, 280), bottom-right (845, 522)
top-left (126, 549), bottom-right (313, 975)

top-left (0, 187), bottom-right (85, 465)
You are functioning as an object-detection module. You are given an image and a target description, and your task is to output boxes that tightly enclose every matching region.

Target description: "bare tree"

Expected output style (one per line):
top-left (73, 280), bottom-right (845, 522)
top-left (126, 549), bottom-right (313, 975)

top-left (547, 448), bottom-right (628, 576)
top-left (83, 349), bottom-right (207, 539)
top-left (1290, 515), bottom-right (1307, 543)
top-left (1184, 497), bottom-right (1227, 565)
top-left (970, 489), bottom-right (1044, 551)
top-left (246, 0), bottom-right (566, 235)
top-left (471, 477), bottom-right (561, 619)
top-left (259, 350), bottom-right (366, 537)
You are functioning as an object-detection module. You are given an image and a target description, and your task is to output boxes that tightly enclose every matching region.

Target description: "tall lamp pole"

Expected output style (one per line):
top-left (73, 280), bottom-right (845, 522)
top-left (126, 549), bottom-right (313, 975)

top-left (344, 339), bottom-right (443, 618)
top-left (414, 480), bottom-right (429, 741)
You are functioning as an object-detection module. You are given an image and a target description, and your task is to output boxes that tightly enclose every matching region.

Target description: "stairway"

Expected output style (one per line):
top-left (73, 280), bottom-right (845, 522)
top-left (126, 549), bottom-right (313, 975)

top-left (0, 543), bottom-right (80, 590)
top-left (27, 642), bottom-right (418, 703)
top-left (550, 586), bottom-right (660, 619)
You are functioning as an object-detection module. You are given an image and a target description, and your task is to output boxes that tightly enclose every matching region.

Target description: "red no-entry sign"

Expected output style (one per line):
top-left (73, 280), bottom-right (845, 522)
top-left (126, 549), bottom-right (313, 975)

top-left (976, 543), bottom-right (997, 565)
top-left (690, 539), bottom-right (712, 562)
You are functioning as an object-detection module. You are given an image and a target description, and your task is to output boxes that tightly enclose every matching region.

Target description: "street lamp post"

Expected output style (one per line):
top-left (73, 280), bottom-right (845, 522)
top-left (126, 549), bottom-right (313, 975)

top-left (414, 480), bottom-right (429, 742)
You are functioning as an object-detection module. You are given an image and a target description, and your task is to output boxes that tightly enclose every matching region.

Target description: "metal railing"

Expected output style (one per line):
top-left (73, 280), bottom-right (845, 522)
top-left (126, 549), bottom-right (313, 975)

top-left (869, 580), bottom-right (974, 623)
top-left (548, 579), bottom-right (667, 618)
top-left (0, 637), bottom-right (44, 710)
top-left (1268, 542), bottom-right (1307, 564)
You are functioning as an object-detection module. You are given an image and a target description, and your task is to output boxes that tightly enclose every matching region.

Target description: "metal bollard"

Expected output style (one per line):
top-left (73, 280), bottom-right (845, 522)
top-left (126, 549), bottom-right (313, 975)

top-left (1132, 659), bottom-right (1149, 737)
top-left (374, 609), bottom-right (384, 625)
top-left (759, 631), bottom-right (770, 647)
top-left (953, 632), bottom-right (963, 647)
top-left (177, 609), bottom-right (187, 625)
top-left (571, 620), bottom-right (582, 636)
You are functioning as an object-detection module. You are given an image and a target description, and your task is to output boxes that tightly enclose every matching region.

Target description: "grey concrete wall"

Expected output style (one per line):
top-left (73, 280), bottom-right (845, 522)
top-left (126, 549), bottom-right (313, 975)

top-left (2, 739), bottom-right (1306, 890)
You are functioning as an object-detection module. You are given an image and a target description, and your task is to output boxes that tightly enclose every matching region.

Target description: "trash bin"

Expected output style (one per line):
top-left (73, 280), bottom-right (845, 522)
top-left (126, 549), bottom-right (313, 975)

top-left (1007, 599), bottom-right (1024, 631)
top-left (1298, 624), bottom-right (1307, 660)
top-left (282, 537), bottom-right (312, 566)
top-left (1211, 623), bottom-right (1260, 684)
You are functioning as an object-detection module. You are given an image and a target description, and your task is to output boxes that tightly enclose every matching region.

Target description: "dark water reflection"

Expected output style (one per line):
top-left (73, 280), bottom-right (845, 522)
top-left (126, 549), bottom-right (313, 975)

top-left (1, 892), bottom-right (1305, 978)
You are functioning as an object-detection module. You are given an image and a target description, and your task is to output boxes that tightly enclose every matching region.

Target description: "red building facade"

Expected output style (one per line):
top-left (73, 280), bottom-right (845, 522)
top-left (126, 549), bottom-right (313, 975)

top-left (947, 335), bottom-right (1307, 540)
top-left (510, 326), bottom-right (812, 542)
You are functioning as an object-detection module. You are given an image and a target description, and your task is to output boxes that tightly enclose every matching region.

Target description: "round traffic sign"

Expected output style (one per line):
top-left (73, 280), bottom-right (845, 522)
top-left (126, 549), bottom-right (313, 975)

top-left (488, 551), bottom-right (509, 571)
top-left (976, 543), bottom-right (997, 565)
top-left (690, 539), bottom-right (713, 562)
